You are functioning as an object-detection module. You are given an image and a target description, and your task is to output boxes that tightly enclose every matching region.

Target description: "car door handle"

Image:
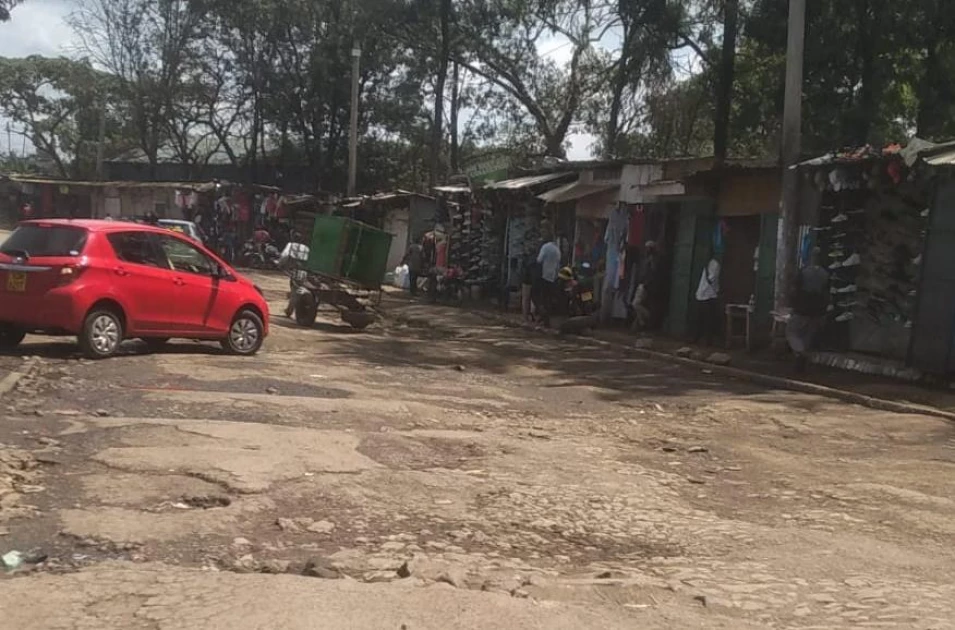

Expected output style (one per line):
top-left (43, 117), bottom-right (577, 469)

top-left (114, 267), bottom-right (129, 277)
top-left (173, 278), bottom-right (185, 286)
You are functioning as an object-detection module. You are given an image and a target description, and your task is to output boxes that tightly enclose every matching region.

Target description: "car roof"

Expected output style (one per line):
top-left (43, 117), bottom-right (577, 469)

top-left (19, 219), bottom-right (174, 236)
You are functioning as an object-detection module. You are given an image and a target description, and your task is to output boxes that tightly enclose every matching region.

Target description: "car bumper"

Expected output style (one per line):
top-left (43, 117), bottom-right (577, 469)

top-left (0, 290), bottom-right (84, 333)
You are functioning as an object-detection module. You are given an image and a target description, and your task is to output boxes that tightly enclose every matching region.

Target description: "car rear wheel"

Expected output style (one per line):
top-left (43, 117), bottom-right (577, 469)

top-left (79, 309), bottom-right (124, 359)
top-left (221, 310), bottom-right (264, 356)
top-left (0, 325), bottom-right (26, 349)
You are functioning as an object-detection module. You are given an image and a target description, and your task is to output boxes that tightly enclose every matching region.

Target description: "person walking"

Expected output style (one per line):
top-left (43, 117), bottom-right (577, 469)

top-left (787, 248), bottom-right (830, 373)
top-left (695, 255), bottom-right (721, 345)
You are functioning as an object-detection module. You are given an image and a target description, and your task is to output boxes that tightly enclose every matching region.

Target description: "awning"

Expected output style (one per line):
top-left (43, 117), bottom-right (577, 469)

top-left (626, 179), bottom-right (687, 203)
top-left (537, 182), bottom-right (619, 204)
top-left (482, 172), bottom-right (574, 190)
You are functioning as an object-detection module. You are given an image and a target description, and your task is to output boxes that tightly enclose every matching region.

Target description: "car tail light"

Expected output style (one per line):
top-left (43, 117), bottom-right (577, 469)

top-left (56, 263), bottom-right (87, 286)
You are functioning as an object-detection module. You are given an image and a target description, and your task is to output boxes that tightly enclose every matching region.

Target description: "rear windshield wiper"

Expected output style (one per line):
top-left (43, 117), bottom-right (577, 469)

top-left (0, 249), bottom-right (30, 260)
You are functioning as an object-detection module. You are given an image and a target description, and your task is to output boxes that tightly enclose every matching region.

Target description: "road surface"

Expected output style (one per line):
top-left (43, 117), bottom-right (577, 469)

top-left (0, 271), bottom-right (953, 629)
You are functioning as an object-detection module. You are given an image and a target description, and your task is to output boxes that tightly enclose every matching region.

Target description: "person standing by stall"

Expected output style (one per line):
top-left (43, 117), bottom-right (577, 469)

top-left (695, 255), bottom-right (722, 345)
top-left (402, 241), bottom-right (424, 296)
top-left (787, 248), bottom-right (830, 373)
top-left (534, 232), bottom-right (561, 327)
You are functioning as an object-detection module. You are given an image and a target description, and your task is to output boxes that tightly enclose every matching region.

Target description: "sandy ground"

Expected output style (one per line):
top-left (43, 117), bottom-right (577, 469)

top-left (0, 271), bottom-right (954, 629)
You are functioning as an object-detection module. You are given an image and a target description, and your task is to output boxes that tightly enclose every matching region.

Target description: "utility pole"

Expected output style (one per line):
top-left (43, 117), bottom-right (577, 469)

top-left (347, 44), bottom-right (361, 198)
top-left (774, 0), bottom-right (806, 311)
top-left (95, 99), bottom-right (107, 180)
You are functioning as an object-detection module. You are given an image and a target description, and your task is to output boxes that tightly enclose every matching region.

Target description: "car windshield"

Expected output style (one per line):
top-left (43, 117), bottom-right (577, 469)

top-left (0, 225), bottom-right (89, 257)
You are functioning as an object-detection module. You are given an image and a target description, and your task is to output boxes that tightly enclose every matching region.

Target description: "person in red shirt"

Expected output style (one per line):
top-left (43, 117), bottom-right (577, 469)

top-left (253, 228), bottom-right (271, 245)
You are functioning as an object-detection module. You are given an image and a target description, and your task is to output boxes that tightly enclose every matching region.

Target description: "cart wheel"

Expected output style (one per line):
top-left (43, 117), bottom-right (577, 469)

top-left (295, 292), bottom-right (319, 328)
top-left (341, 310), bottom-right (376, 330)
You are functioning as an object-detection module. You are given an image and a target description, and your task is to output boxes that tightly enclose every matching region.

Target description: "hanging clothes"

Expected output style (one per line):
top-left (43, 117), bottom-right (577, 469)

top-left (628, 205), bottom-right (646, 247)
top-left (235, 192), bottom-right (251, 223)
top-left (605, 205), bottom-right (629, 251)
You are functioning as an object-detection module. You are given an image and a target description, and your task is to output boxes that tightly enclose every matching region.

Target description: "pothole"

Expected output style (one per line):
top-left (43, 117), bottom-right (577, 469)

top-left (181, 495), bottom-right (232, 509)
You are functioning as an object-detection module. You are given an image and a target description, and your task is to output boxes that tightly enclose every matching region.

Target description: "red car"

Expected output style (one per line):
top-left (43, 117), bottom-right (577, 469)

top-left (0, 219), bottom-right (269, 358)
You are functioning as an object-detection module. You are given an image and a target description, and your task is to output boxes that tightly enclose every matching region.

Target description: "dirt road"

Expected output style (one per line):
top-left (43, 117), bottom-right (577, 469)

top-left (1, 272), bottom-right (954, 629)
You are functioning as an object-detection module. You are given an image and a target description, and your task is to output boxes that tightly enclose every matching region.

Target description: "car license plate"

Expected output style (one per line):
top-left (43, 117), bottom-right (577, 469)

top-left (581, 291), bottom-right (593, 302)
top-left (5, 271), bottom-right (26, 292)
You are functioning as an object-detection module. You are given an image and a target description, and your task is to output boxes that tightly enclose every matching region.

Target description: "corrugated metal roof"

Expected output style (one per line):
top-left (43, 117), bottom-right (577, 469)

top-left (537, 182), bottom-right (618, 204)
top-left (433, 185), bottom-right (470, 193)
top-left (482, 172), bottom-right (574, 190)
top-left (3, 174), bottom-right (280, 192)
top-left (924, 149), bottom-right (955, 166)
top-left (796, 144), bottom-right (904, 168)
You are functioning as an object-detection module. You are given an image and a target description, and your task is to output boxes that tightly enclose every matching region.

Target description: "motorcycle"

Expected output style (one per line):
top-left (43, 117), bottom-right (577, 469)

top-left (558, 263), bottom-right (596, 317)
top-left (239, 239), bottom-right (281, 269)
top-left (428, 266), bottom-right (466, 303)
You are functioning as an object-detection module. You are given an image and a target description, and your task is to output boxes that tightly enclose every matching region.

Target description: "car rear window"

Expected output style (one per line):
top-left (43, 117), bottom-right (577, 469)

top-left (0, 225), bottom-right (88, 257)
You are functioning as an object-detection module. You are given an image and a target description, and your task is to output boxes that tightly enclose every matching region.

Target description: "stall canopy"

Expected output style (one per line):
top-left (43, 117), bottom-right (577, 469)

top-left (536, 181), bottom-right (618, 204)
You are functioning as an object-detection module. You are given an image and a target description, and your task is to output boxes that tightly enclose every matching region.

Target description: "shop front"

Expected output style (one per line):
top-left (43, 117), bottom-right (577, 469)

top-left (798, 146), bottom-right (929, 363)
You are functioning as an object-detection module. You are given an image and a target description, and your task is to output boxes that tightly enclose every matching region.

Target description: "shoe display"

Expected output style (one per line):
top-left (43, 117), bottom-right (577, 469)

top-left (832, 213), bottom-right (849, 223)
top-left (840, 253), bottom-right (861, 267)
top-left (836, 284), bottom-right (858, 294)
top-left (835, 311), bottom-right (855, 322)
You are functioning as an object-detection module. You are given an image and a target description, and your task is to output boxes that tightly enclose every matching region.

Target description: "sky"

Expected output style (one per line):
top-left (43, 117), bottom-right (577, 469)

top-left (0, 0), bottom-right (597, 160)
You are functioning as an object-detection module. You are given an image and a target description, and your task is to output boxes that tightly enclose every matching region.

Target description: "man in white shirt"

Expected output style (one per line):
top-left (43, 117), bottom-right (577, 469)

top-left (279, 232), bottom-right (311, 317)
top-left (534, 235), bottom-right (562, 327)
top-left (695, 256), bottom-right (721, 345)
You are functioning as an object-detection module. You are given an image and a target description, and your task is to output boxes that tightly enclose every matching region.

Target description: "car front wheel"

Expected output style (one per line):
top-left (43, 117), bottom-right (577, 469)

top-left (79, 309), bottom-right (124, 359)
top-left (0, 325), bottom-right (26, 350)
top-left (221, 310), bottom-right (264, 356)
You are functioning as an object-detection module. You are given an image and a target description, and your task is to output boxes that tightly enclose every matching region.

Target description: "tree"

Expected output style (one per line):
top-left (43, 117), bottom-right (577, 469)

top-left (446, 0), bottom-right (615, 158)
top-left (0, 0), bottom-right (24, 21)
top-left (0, 56), bottom-right (117, 178)
top-left (70, 0), bottom-right (205, 175)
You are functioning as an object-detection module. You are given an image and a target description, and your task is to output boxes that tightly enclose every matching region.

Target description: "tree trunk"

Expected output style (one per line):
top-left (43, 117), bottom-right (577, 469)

top-left (606, 69), bottom-right (626, 158)
top-left (713, 0), bottom-right (739, 163)
top-left (450, 61), bottom-right (460, 174)
top-left (850, 0), bottom-right (877, 144)
top-left (917, 45), bottom-right (940, 138)
top-left (605, 20), bottom-right (635, 159)
top-left (429, 0), bottom-right (452, 188)
top-left (545, 133), bottom-right (566, 159)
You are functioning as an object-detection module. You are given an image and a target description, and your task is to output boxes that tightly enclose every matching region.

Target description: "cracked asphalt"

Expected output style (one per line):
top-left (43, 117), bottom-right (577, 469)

top-left (0, 271), bottom-right (954, 629)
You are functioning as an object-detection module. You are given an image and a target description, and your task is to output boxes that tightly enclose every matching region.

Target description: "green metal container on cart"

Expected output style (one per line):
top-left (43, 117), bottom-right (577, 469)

top-left (306, 215), bottom-right (394, 289)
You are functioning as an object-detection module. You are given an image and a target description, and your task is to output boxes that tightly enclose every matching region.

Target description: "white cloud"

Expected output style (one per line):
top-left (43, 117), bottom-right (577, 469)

top-left (0, 0), bottom-right (76, 58)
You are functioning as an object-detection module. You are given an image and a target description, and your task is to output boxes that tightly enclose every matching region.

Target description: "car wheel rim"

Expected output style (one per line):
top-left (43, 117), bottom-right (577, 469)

top-left (231, 318), bottom-right (259, 352)
top-left (91, 315), bottom-right (120, 354)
